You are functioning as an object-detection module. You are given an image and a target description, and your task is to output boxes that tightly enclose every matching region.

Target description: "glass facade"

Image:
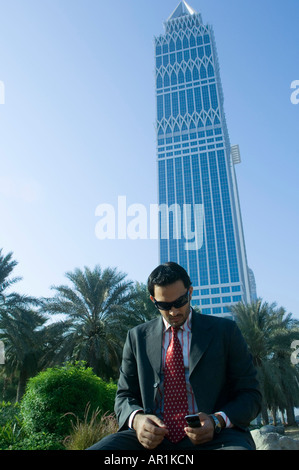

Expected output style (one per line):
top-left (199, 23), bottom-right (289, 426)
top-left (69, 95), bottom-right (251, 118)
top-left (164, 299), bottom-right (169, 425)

top-left (155, 2), bottom-right (253, 315)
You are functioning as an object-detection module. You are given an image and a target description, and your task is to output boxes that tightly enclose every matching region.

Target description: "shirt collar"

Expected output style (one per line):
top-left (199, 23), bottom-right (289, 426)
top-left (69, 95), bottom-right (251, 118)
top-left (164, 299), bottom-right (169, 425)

top-left (162, 308), bottom-right (192, 332)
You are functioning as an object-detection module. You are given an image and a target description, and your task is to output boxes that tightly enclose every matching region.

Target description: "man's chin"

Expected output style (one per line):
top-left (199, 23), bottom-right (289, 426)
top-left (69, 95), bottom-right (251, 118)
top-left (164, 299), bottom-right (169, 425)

top-left (168, 317), bottom-right (185, 327)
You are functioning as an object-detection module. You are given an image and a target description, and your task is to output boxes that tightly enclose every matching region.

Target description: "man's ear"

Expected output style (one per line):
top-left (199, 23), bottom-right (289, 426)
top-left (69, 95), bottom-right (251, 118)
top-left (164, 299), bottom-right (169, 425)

top-left (189, 286), bottom-right (193, 299)
top-left (150, 295), bottom-right (155, 303)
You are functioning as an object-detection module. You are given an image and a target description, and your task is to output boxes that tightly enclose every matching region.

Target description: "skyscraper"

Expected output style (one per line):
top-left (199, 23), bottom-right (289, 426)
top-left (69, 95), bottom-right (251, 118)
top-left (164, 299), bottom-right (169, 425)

top-left (155, 1), bottom-right (255, 315)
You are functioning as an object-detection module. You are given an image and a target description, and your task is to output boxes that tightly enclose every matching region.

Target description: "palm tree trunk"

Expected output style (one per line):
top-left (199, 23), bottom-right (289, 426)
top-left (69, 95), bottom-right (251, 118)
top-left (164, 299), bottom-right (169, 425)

top-left (16, 367), bottom-right (28, 402)
top-left (286, 400), bottom-right (296, 426)
top-left (271, 408), bottom-right (277, 426)
top-left (261, 401), bottom-right (269, 425)
top-left (280, 409), bottom-right (287, 425)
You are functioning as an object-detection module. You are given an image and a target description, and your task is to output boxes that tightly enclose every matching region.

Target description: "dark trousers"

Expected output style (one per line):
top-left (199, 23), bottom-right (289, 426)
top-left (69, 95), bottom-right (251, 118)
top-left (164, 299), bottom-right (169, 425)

top-left (86, 428), bottom-right (255, 451)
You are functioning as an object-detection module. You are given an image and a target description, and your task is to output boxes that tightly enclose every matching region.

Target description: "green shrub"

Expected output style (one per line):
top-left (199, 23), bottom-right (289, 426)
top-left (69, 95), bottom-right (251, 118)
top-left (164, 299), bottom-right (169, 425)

top-left (0, 402), bottom-right (21, 427)
top-left (0, 418), bottom-right (24, 450)
top-left (20, 362), bottom-right (117, 437)
top-left (0, 402), bottom-right (23, 450)
top-left (10, 432), bottom-right (64, 450)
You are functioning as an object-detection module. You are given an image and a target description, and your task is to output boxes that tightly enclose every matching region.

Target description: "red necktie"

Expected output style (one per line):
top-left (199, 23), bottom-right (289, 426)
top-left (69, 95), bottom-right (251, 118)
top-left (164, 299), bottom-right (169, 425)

top-left (163, 327), bottom-right (189, 443)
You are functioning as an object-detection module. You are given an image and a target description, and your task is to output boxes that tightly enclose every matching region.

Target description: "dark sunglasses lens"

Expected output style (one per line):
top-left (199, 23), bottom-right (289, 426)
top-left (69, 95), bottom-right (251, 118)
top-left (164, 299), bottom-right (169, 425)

top-left (154, 301), bottom-right (172, 310)
top-left (173, 292), bottom-right (189, 308)
top-left (173, 298), bottom-right (188, 308)
top-left (155, 291), bottom-right (189, 310)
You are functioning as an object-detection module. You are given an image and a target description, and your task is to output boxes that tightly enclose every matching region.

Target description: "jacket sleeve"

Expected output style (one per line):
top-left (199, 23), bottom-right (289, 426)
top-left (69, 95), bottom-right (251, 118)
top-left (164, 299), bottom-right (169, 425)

top-left (221, 321), bottom-right (262, 429)
top-left (114, 330), bottom-right (144, 431)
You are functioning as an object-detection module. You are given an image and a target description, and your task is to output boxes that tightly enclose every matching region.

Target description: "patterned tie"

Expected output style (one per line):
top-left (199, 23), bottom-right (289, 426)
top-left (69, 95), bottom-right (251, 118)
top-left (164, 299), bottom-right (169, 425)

top-left (163, 327), bottom-right (189, 443)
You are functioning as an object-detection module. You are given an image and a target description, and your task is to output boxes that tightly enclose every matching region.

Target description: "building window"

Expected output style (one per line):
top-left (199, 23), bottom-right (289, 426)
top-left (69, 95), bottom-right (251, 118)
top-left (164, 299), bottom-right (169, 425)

top-left (232, 286), bottom-right (241, 292)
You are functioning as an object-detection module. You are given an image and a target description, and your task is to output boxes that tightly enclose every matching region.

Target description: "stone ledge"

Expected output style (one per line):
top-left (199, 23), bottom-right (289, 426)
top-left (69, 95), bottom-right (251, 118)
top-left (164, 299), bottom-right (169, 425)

top-left (251, 428), bottom-right (299, 450)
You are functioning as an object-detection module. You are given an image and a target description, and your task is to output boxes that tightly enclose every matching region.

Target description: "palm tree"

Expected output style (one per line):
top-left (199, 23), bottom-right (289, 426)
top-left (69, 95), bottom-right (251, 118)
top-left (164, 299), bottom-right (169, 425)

top-left (269, 307), bottom-right (299, 425)
top-left (0, 304), bottom-right (46, 400)
top-left (126, 282), bottom-right (159, 326)
top-left (230, 299), bottom-right (299, 425)
top-left (43, 265), bottom-right (137, 380)
top-left (0, 249), bottom-right (44, 400)
top-left (0, 249), bottom-right (21, 300)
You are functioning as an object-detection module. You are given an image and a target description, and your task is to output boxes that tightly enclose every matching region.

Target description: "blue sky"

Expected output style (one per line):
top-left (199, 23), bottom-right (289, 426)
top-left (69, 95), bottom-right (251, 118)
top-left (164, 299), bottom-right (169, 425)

top-left (0, 0), bottom-right (298, 318)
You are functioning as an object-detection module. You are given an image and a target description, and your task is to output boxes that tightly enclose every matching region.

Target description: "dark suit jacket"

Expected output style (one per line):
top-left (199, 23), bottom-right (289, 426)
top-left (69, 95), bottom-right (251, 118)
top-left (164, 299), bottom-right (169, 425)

top-left (115, 310), bottom-right (261, 435)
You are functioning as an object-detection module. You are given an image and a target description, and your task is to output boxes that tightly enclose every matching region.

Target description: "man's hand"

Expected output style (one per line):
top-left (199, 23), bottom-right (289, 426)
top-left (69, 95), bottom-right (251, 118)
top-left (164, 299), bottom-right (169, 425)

top-left (184, 412), bottom-right (215, 446)
top-left (133, 413), bottom-right (169, 450)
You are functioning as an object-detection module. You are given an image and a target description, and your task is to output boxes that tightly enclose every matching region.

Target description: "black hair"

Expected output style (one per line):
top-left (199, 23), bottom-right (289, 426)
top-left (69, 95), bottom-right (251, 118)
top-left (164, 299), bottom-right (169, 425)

top-left (147, 262), bottom-right (192, 296)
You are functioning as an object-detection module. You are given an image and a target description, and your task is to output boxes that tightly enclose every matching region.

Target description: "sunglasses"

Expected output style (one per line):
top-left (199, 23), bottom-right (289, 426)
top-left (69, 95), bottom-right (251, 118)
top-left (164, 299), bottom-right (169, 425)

top-left (153, 290), bottom-right (190, 311)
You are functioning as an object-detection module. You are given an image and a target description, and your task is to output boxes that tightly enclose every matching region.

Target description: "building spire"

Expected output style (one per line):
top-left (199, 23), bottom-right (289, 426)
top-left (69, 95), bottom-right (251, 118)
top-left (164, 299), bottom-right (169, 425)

top-left (167, 1), bottom-right (197, 21)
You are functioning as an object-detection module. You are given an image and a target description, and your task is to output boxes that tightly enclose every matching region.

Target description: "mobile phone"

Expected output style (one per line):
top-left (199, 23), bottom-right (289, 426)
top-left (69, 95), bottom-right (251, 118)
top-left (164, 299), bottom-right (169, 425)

top-left (185, 414), bottom-right (202, 428)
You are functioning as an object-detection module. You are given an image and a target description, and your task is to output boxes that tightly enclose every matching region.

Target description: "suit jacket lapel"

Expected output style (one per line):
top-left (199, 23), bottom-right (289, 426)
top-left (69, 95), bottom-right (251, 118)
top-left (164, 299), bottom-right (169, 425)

top-left (189, 309), bottom-right (214, 377)
top-left (145, 316), bottom-right (163, 378)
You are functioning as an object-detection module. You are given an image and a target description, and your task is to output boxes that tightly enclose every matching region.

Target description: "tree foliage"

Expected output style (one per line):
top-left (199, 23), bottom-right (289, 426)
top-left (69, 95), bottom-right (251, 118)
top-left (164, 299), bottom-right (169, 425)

top-left (230, 299), bottom-right (299, 425)
top-left (42, 265), bottom-right (137, 380)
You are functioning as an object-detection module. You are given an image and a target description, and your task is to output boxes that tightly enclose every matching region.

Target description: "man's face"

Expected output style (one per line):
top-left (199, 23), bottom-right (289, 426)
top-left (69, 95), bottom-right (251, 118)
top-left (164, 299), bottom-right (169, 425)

top-left (150, 280), bottom-right (193, 328)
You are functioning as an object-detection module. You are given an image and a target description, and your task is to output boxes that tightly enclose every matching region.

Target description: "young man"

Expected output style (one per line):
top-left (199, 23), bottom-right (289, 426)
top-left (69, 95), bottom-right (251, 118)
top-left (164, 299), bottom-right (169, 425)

top-left (87, 262), bottom-right (261, 450)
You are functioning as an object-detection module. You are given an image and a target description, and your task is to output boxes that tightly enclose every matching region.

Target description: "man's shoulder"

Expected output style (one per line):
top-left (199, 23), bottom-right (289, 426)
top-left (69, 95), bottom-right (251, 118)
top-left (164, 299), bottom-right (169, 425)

top-left (128, 316), bottom-right (161, 336)
top-left (193, 310), bottom-right (236, 333)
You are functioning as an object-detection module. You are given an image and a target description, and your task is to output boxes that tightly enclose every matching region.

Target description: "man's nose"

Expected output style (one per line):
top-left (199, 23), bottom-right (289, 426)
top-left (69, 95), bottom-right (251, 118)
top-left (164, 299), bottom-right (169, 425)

top-left (169, 307), bottom-right (180, 316)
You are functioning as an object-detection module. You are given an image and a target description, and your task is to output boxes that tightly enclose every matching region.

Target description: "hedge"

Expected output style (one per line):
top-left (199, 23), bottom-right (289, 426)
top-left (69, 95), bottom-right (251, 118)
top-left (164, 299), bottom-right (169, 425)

top-left (20, 362), bottom-right (117, 437)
